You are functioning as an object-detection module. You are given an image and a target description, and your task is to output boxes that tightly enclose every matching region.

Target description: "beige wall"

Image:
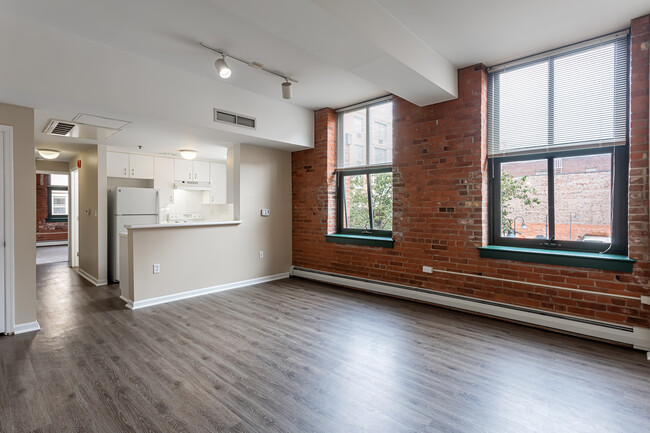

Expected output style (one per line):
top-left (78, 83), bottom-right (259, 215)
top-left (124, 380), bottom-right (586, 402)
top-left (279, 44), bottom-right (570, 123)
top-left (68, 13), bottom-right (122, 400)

top-left (129, 144), bottom-right (291, 301)
top-left (0, 102), bottom-right (36, 324)
top-left (35, 159), bottom-right (69, 173)
top-left (70, 145), bottom-right (108, 283)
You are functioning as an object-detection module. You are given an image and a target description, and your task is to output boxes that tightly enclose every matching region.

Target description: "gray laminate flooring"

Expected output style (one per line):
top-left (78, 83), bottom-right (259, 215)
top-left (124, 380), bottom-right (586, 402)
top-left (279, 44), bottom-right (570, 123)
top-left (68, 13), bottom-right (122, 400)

top-left (1, 262), bottom-right (649, 432)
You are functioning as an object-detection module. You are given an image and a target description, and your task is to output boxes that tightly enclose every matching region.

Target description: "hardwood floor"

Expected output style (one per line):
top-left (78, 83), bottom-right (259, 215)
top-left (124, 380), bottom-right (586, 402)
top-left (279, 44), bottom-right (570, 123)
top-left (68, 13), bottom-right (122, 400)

top-left (1, 263), bottom-right (649, 433)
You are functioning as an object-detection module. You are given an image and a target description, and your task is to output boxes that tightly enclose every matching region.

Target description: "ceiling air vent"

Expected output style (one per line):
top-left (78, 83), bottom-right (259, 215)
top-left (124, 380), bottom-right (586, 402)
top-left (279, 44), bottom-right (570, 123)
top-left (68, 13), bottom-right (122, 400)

top-left (44, 120), bottom-right (76, 136)
top-left (214, 109), bottom-right (256, 129)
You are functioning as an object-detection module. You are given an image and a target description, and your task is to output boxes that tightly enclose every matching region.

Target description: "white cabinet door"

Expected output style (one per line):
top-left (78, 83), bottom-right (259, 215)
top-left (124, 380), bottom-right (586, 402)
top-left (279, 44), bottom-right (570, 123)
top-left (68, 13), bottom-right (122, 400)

top-left (153, 157), bottom-right (175, 207)
top-left (129, 154), bottom-right (154, 179)
top-left (209, 162), bottom-right (227, 204)
top-left (193, 161), bottom-right (210, 182)
top-left (174, 159), bottom-right (193, 181)
top-left (107, 152), bottom-right (129, 178)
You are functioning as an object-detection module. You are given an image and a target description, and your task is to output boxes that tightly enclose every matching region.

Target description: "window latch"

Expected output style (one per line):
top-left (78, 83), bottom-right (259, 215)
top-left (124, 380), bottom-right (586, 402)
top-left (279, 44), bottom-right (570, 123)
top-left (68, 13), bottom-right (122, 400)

top-left (540, 236), bottom-right (562, 247)
top-left (361, 230), bottom-right (372, 235)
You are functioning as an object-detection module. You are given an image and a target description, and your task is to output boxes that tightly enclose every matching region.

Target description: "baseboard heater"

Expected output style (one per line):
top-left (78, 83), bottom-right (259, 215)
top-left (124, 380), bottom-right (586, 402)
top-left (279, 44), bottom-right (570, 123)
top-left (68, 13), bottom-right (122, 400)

top-left (290, 266), bottom-right (650, 352)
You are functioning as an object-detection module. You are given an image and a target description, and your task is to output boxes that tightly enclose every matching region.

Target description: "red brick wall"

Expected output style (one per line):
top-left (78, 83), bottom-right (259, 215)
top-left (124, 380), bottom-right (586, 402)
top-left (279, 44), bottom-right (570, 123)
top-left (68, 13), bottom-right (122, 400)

top-left (36, 174), bottom-right (68, 242)
top-left (292, 16), bottom-right (650, 328)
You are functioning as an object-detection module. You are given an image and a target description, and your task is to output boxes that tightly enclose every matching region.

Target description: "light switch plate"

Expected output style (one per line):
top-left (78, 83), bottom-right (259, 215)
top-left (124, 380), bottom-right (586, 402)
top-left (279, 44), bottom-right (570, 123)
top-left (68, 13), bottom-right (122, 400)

top-left (261, 209), bottom-right (271, 216)
top-left (153, 264), bottom-right (160, 274)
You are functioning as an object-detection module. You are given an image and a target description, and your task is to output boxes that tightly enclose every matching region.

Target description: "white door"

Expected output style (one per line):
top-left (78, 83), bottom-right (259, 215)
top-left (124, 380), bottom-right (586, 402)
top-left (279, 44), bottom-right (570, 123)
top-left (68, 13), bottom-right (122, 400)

top-left (106, 152), bottom-right (129, 178)
top-left (174, 159), bottom-right (193, 181)
top-left (129, 154), bottom-right (154, 179)
top-left (0, 131), bottom-right (4, 333)
top-left (193, 161), bottom-right (210, 182)
top-left (69, 169), bottom-right (79, 268)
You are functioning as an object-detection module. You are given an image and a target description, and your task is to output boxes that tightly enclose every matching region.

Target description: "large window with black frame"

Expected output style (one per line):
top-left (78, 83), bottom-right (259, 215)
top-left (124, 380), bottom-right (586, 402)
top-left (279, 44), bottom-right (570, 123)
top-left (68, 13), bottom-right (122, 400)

top-left (487, 31), bottom-right (629, 254)
top-left (336, 98), bottom-right (393, 237)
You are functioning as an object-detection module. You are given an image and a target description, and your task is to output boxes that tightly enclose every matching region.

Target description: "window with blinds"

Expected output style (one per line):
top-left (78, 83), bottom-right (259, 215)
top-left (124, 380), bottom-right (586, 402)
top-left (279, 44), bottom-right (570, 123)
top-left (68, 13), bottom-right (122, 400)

top-left (487, 32), bottom-right (629, 157)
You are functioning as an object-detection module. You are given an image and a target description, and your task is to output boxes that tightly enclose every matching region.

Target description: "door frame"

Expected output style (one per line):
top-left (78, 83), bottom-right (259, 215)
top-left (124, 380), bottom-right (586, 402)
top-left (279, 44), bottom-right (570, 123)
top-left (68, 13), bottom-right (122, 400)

top-left (1, 125), bottom-right (15, 335)
top-left (69, 168), bottom-right (79, 267)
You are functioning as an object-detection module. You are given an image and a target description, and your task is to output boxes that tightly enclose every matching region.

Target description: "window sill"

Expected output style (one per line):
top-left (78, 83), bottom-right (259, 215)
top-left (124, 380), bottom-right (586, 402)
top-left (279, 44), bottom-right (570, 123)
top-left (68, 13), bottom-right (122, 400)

top-left (478, 246), bottom-right (635, 272)
top-left (45, 218), bottom-right (68, 223)
top-left (325, 234), bottom-right (394, 248)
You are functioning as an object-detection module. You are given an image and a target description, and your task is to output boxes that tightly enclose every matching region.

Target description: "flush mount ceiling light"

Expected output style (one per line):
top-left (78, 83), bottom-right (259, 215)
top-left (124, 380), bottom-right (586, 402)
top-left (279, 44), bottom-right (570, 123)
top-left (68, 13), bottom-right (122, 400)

top-left (38, 149), bottom-right (60, 159)
top-left (179, 150), bottom-right (198, 160)
top-left (200, 42), bottom-right (298, 100)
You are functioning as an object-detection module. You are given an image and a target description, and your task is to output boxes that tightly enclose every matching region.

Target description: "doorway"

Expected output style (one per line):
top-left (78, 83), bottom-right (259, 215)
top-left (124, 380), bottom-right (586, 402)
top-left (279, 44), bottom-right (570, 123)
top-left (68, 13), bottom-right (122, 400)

top-left (35, 172), bottom-right (70, 265)
top-left (0, 125), bottom-right (14, 335)
top-left (69, 169), bottom-right (79, 268)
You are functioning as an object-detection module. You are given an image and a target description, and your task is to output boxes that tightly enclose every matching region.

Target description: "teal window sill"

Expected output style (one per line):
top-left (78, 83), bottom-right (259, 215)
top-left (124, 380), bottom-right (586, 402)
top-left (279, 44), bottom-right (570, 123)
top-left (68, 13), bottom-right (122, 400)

top-left (478, 246), bottom-right (635, 272)
top-left (325, 234), bottom-right (394, 248)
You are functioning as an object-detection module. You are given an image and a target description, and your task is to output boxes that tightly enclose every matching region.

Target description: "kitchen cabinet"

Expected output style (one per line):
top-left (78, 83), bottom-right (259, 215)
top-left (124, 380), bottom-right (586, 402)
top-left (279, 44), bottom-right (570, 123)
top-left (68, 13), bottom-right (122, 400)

top-left (107, 152), bottom-right (154, 179)
top-left (107, 152), bottom-right (129, 178)
top-left (129, 154), bottom-right (154, 179)
top-left (193, 161), bottom-right (210, 182)
top-left (209, 162), bottom-right (227, 203)
top-left (174, 159), bottom-right (210, 182)
top-left (153, 157), bottom-right (175, 207)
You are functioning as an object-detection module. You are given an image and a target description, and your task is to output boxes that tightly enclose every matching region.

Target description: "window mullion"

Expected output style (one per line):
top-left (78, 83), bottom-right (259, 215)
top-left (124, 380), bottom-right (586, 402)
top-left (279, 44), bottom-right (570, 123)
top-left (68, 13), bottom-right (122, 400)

top-left (366, 173), bottom-right (374, 230)
top-left (547, 157), bottom-right (555, 241)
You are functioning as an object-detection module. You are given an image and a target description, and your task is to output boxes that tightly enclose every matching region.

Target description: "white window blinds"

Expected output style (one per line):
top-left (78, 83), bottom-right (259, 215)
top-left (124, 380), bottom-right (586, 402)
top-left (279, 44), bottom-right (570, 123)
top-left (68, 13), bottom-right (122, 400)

top-left (487, 32), bottom-right (628, 157)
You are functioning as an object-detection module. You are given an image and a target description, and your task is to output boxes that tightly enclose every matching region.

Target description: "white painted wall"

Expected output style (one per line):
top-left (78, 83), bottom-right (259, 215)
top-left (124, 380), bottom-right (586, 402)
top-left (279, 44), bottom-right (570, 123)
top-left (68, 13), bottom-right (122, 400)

top-left (0, 14), bottom-right (314, 151)
top-left (128, 144), bottom-right (291, 302)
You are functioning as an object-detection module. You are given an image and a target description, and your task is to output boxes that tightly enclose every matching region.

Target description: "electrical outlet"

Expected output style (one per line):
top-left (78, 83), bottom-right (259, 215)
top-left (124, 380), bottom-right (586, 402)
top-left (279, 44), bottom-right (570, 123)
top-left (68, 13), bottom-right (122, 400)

top-left (261, 209), bottom-right (271, 216)
top-left (259, 251), bottom-right (264, 259)
top-left (153, 264), bottom-right (160, 274)
top-left (422, 266), bottom-right (433, 273)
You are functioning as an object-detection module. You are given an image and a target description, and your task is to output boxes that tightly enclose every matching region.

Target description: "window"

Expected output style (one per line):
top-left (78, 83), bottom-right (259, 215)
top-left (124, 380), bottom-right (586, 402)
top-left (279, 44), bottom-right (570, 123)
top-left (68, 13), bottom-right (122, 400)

top-left (337, 98), bottom-right (393, 236)
top-left (487, 33), bottom-right (628, 254)
top-left (47, 174), bottom-right (69, 222)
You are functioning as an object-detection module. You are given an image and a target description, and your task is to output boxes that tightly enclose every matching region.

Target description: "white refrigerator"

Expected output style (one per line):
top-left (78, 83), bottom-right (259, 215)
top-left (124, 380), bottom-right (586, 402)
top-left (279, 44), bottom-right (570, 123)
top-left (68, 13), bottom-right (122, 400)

top-left (108, 187), bottom-right (159, 282)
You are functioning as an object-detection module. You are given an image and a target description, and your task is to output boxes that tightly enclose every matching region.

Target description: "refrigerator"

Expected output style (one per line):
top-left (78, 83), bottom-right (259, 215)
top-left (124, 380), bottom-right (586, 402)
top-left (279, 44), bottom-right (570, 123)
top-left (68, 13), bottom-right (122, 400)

top-left (108, 187), bottom-right (159, 282)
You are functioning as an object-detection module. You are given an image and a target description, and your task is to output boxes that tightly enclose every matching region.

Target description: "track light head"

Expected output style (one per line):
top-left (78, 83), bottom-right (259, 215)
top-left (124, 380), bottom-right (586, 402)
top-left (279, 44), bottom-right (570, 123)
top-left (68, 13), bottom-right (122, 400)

top-left (215, 56), bottom-right (231, 79)
top-left (282, 80), bottom-right (292, 100)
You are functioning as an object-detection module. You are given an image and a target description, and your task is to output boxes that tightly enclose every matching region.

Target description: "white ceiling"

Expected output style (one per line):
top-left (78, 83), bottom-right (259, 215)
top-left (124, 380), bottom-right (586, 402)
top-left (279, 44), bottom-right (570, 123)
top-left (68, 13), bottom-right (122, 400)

top-left (1, 0), bottom-right (649, 159)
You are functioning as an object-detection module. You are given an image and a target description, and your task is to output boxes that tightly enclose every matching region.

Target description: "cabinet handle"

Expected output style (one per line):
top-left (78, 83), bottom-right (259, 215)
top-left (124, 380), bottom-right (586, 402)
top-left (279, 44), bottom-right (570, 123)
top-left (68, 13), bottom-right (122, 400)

top-left (194, 173), bottom-right (197, 180)
top-left (131, 169), bottom-right (134, 176)
top-left (123, 168), bottom-right (127, 175)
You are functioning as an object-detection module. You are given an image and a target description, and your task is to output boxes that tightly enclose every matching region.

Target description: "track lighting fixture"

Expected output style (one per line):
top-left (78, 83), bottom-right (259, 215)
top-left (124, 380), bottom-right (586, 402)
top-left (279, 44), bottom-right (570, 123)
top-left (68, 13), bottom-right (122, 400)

top-left (282, 80), bottom-right (292, 100)
top-left (200, 43), bottom-right (297, 100)
top-left (214, 56), bottom-right (231, 79)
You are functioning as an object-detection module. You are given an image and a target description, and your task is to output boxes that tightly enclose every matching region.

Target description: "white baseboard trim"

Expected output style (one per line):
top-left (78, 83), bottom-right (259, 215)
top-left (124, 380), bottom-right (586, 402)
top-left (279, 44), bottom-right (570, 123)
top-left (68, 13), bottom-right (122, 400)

top-left (77, 268), bottom-right (107, 287)
top-left (14, 320), bottom-right (40, 334)
top-left (290, 266), bottom-right (650, 352)
top-left (125, 272), bottom-right (290, 310)
top-left (36, 241), bottom-right (68, 247)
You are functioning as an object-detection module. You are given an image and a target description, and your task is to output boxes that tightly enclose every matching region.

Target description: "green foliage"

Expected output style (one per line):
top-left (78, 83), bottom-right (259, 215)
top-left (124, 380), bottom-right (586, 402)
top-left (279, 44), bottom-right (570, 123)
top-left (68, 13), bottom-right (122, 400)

top-left (347, 173), bottom-right (393, 230)
top-left (501, 172), bottom-right (540, 236)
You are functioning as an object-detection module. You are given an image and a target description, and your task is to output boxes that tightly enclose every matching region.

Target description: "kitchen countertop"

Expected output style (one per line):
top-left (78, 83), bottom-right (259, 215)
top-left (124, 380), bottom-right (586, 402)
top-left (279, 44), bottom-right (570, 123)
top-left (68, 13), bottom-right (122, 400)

top-left (125, 220), bottom-right (242, 230)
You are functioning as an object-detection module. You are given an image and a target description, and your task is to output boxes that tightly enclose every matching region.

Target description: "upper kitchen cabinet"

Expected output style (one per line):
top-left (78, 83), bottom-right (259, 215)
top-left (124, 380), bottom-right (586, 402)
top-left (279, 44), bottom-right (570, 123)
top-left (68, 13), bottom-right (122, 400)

top-left (107, 152), bottom-right (129, 178)
top-left (129, 154), bottom-right (154, 179)
top-left (174, 159), bottom-right (210, 182)
top-left (153, 157), bottom-right (175, 207)
top-left (107, 152), bottom-right (154, 179)
top-left (209, 162), bottom-right (227, 204)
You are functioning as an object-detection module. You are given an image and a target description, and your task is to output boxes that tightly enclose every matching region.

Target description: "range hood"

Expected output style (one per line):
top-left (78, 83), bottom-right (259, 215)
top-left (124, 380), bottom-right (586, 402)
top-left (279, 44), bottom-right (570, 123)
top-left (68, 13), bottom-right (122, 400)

top-left (174, 180), bottom-right (211, 190)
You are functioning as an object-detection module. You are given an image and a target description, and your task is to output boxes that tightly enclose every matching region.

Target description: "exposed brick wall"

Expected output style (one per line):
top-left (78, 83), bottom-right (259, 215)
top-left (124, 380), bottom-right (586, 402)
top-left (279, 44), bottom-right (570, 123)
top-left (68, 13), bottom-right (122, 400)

top-left (292, 16), bottom-right (650, 329)
top-left (36, 174), bottom-right (68, 242)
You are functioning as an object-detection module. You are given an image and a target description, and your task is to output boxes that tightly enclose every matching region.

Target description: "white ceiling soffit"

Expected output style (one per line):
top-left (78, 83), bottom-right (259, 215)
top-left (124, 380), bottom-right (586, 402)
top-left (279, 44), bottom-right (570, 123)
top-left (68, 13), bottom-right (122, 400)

top-left (209, 0), bottom-right (458, 106)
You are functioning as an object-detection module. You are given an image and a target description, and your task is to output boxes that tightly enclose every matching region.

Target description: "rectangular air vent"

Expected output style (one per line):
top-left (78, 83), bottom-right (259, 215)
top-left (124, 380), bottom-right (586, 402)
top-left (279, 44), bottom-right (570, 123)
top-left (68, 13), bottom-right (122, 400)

top-left (45, 121), bottom-right (76, 136)
top-left (214, 109), bottom-right (256, 129)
